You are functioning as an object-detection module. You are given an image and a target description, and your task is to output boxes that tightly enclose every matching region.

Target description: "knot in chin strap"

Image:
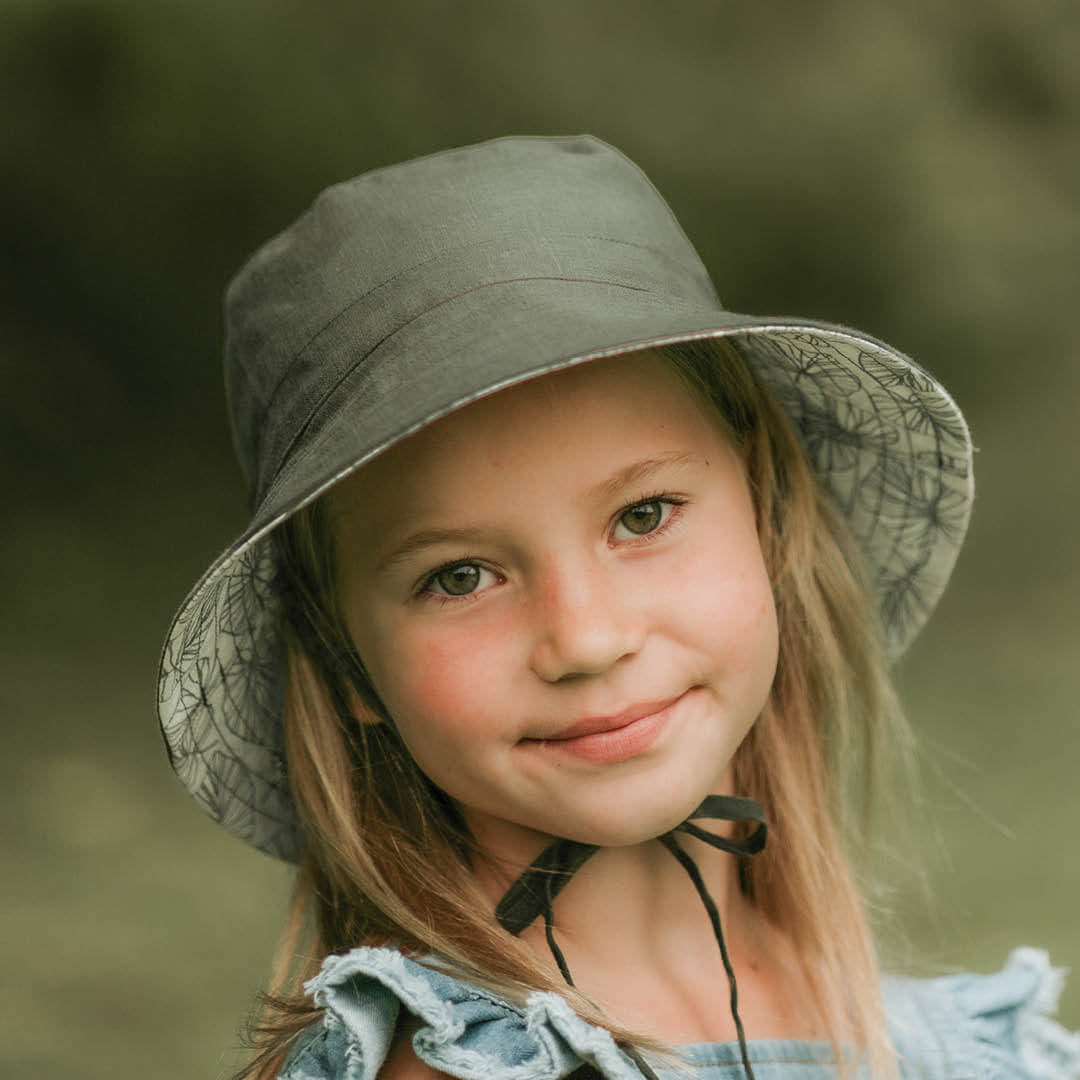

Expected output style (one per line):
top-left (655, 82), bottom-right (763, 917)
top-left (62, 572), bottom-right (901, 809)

top-left (494, 795), bottom-right (767, 1080)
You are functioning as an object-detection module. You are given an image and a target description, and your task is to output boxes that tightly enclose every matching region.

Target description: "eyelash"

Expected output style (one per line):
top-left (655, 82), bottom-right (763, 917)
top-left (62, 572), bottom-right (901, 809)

top-left (416, 491), bottom-right (688, 604)
top-left (610, 490), bottom-right (687, 546)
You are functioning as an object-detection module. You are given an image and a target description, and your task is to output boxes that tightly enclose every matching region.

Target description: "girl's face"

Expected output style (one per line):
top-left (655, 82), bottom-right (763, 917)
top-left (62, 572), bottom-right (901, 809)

top-left (330, 351), bottom-right (778, 855)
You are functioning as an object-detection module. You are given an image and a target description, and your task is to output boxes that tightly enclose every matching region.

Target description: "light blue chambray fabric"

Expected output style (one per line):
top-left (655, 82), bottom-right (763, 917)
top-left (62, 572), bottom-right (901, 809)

top-left (278, 946), bottom-right (1080, 1080)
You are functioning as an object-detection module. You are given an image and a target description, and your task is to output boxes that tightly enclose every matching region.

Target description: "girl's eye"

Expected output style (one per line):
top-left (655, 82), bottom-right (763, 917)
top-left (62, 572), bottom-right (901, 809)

top-left (423, 562), bottom-right (495, 598)
top-left (612, 498), bottom-right (678, 541)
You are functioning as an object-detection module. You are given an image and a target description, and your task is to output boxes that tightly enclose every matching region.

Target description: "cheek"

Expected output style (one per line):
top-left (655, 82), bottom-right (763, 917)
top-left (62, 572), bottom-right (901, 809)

top-left (680, 535), bottom-right (778, 680)
top-left (370, 619), bottom-right (513, 737)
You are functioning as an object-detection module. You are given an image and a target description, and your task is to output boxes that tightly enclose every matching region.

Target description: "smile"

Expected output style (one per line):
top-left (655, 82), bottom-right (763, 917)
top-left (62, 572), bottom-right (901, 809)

top-left (527, 690), bottom-right (692, 764)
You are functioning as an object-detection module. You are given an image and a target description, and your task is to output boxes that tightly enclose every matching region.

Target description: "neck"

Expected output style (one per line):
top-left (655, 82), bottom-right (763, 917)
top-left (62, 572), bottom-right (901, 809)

top-left (468, 810), bottom-right (807, 1045)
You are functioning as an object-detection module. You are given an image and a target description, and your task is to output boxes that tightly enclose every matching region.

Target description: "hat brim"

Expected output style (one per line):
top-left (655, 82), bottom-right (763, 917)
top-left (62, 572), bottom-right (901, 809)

top-left (159, 287), bottom-right (972, 860)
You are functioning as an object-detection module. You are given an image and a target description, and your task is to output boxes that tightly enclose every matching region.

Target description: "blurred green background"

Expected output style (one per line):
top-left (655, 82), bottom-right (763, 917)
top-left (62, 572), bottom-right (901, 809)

top-left (3, 0), bottom-right (1077, 1076)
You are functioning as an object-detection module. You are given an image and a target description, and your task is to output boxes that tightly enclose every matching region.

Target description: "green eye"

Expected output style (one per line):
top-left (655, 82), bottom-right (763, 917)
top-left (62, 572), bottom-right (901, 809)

top-left (619, 500), bottom-right (664, 535)
top-left (433, 564), bottom-right (481, 595)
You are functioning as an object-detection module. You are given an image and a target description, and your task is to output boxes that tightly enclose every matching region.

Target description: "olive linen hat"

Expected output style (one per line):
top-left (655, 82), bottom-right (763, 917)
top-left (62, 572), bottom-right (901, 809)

top-left (158, 134), bottom-right (973, 861)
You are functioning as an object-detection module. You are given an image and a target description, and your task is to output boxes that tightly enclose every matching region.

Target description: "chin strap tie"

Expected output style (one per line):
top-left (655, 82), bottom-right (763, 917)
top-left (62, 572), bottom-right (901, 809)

top-left (494, 794), bottom-right (767, 1080)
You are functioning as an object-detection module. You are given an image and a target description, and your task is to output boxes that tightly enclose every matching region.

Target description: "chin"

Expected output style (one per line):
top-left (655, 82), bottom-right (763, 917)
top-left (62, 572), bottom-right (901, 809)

top-left (549, 801), bottom-right (703, 848)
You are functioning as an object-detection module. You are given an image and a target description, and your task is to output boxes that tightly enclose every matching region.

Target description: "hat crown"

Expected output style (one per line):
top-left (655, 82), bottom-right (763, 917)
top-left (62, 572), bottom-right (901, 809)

top-left (224, 136), bottom-right (719, 508)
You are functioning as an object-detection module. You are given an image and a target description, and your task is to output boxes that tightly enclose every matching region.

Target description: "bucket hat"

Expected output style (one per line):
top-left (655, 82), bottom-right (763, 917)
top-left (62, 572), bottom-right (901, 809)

top-left (158, 134), bottom-right (973, 863)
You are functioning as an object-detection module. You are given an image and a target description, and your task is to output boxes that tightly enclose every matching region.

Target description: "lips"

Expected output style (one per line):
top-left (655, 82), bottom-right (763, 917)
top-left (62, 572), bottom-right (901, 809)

top-left (539, 692), bottom-right (687, 741)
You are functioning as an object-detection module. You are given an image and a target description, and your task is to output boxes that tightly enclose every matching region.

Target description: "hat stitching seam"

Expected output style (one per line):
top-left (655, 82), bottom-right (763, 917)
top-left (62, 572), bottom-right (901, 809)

top-left (261, 274), bottom-right (657, 497)
top-left (250, 231), bottom-right (678, 467)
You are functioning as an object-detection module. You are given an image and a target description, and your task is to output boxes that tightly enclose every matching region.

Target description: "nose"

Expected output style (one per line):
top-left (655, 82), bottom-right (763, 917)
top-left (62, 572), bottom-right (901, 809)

top-left (528, 557), bottom-right (646, 682)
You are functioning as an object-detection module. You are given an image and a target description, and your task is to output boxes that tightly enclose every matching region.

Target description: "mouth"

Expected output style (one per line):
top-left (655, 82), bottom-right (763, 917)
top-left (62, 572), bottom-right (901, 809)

top-left (541, 692), bottom-right (689, 741)
top-left (525, 689), bottom-right (693, 764)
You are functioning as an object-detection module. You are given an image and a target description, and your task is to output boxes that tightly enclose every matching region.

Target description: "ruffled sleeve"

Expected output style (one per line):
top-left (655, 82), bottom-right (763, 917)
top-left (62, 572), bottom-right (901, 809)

top-left (277, 946), bottom-right (647, 1080)
top-left (888, 947), bottom-right (1080, 1080)
top-left (951, 948), bottom-right (1080, 1080)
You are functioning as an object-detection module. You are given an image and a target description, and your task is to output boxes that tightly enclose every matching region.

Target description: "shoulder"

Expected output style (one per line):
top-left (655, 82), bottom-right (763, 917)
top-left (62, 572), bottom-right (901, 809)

top-left (273, 945), bottom-right (644, 1080)
top-left (884, 947), bottom-right (1080, 1080)
top-left (274, 948), bottom-right (460, 1080)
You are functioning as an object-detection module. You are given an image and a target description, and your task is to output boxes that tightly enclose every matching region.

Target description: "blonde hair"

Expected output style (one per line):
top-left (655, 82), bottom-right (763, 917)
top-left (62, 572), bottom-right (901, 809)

top-left (238, 337), bottom-right (909, 1079)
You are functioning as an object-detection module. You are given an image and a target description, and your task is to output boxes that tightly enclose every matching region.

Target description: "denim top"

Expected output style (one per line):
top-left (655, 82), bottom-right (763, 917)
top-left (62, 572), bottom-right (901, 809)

top-left (278, 946), bottom-right (1079, 1080)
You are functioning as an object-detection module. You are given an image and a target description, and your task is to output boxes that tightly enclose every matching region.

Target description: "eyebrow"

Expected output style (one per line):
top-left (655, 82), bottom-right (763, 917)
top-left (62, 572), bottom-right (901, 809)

top-left (376, 524), bottom-right (496, 574)
top-left (376, 451), bottom-right (698, 574)
top-left (584, 450), bottom-right (697, 502)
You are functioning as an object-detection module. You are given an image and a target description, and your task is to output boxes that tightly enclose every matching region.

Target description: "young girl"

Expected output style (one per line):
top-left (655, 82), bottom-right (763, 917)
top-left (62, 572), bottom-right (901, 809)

top-left (158, 135), bottom-right (1078, 1080)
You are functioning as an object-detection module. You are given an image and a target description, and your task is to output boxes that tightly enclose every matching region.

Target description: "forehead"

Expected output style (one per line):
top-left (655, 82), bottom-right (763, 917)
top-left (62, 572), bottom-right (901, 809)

top-left (328, 350), bottom-right (728, 530)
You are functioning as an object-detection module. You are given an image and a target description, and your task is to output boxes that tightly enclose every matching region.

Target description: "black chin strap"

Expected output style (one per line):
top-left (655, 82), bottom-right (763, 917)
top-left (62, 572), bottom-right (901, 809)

top-left (494, 795), bottom-right (767, 1080)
